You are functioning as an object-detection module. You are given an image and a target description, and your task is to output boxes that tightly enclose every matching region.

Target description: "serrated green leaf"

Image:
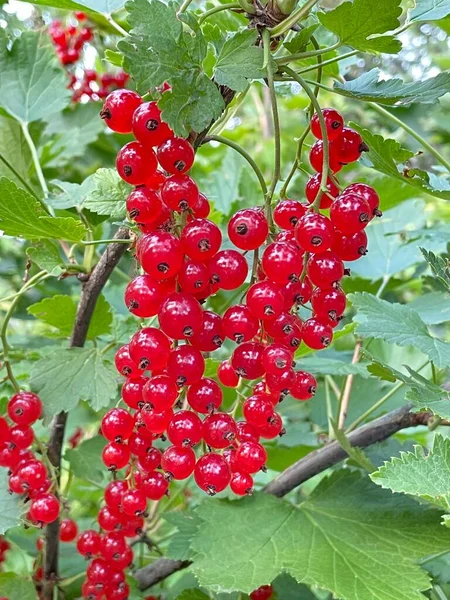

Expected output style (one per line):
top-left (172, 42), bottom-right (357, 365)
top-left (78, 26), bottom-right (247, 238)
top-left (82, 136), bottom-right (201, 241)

top-left (44, 103), bottom-right (105, 168)
top-left (334, 69), bottom-right (450, 105)
top-left (31, 347), bottom-right (118, 417)
top-left (214, 30), bottom-right (267, 92)
top-left (198, 147), bottom-right (245, 215)
top-left (64, 436), bottom-right (107, 484)
top-left (330, 419), bottom-right (376, 472)
top-left (272, 574), bottom-right (317, 600)
top-left (409, 0), bottom-right (450, 22)
top-left (366, 360), bottom-right (397, 382)
top-left (371, 435), bottom-right (450, 511)
top-left (181, 471), bottom-right (449, 599)
top-left (176, 590), bottom-right (209, 600)
top-left (0, 471), bottom-right (25, 534)
top-left (350, 124), bottom-right (450, 200)
top-left (318, 0), bottom-right (402, 54)
top-left (298, 356), bottom-right (371, 377)
top-left (26, 240), bottom-right (64, 275)
top-left (49, 176), bottom-right (96, 210)
top-left (0, 31), bottom-right (71, 124)
top-left (421, 248), bottom-right (450, 292)
top-left (284, 24), bottom-right (319, 54)
top-left (166, 512), bottom-right (202, 561)
top-left (23, 0), bottom-right (125, 12)
top-left (83, 168), bottom-right (131, 218)
top-left (409, 292), bottom-right (450, 325)
top-left (0, 573), bottom-right (37, 600)
top-left (27, 294), bottom-right (112, 339)
top-left (0, 178), bottom-right (88, 242)
top-left (104, 49), bottom-right (123, 67)
top-left (0, 115), bottom-right (34, 189)
top-left (349, 292), bottom-right (450, 368)
top-left (118, 0), bottom-right (224, 135)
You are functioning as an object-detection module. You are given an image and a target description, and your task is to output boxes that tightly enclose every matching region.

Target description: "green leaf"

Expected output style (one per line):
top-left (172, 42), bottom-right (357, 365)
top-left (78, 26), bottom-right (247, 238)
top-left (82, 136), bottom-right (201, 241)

top-left (181, 471), bottom-right (449, 599)
top-left (104, 49), bottom-right (123, 67)
top-left (283, 24), bottom-right (319, 54)
top-left (318, 0), bottom-right (402, 54)
top-left (409, 292), bottom-right (450, 325)
top-left (371, 435), bottom-right (450, 511)
top-left (272, 574), bottom-right (317, 600)
top-left (49, 176), bottom-right (96, 210)
top-left (118, 0), bottom-right (224, 136)
top-left (166, 512), bottom-right (202, 561)
top-left (214, 30), bottom-right (268, 92)
top-left (26, 240), bottom-right (64, 275)
top-left (27, 294), bottom-right (112, 339)
top-left (64, 436), bottom-right (107, 484)
top-left (0, 178), bottom-right (88, 242)
top-left (83, 168), bottom-right (131, 218)
top-left (350, 124), bottom-right (450, 200)
top-left (198, 147), bottom-right (245, 215)
top-left (176, 590), bottom-right (209, 600)
top-left (44, 103), bottom-right (105, 168)
top-left (330, 419), bottom-right (376, 472)
top-left (0, 31), bottom-right (71, 123)
top-left (31, 347), bottom-right (118, 417)
top-left (349, 292), bottom-right (450, 368)
top-left (334, 69), bottom-right (450, 105)
top-left (76, 0), bottom-right (126, 13)
top-left (0, 115), bottom-right (33, 189)
top-left (409, 0), bottom-right (450, 22)
top-left (0, 573), bottom-right (37, 600)
top-left (0, 471), bottom-right (25, 534)
top-left (421, 248), bottom-right (450, 293)
top-left (298, 355), bottom-right (371, 377)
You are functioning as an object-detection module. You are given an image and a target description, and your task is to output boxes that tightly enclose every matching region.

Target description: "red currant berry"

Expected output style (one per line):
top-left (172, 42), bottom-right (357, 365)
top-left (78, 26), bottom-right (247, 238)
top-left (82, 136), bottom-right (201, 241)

top-left (230, 471), bottom-right (254, 496)
top-left (344, 183), bottom-right (381, 220)
top-left (8, 391), bottom-right (42, 425)
top-left (77, 529), bottom-right (101, 558)
top-left (190, 311), bottom-right (224, 352)
top-left (331, 127), bottom-right (368, 163)
top-left (125, 275), bottom-right (174, 319)
top-left (290, 371), bottom-right (317, 400)
top-left (129, 327), bottom-right (172, 371)
top-left (161, 445), bottom-right (196, 480)
top-left (122, 489), bottom-right (147, 516)
top-left (29, 493), bottom-right (60, 524)
top-left (295, 213), bottom-right (334, 254)
top-left (203, 413), bottom-right (237, 448)
top-left (191, 192), bottom-right (210, 219)
top-left (265, 368), bottom-right (295, 394)
top-left (167, 410), bottom-right (203, 447)
top-left (102, 442), bottom-right (131, 471)
top-left (223, 304), bottom-right (259, 344)
top-left (307, 251), bottom-right (344, 288)
top-left (158, 292), bottom-right (203, 340)
top-left (143, 375), bottom-right (179, 411)
top-left (60, 518), bottom-right (78, 542)
top-left (122, 376), bottom-right (148, 410)
top-left (141, 407), bottom-right (173, 435)
top-left (305, 173), bottom-right (339, 209)
top-left (167, 345), bottom-right (205, 386)
top-left (161, 174), bottom-right (198, 213)
top-left (157, 137), bottom-right (194, 174)
top-left (261, 242), bottom-right (303, 284)
top-left (302, 318), bottom-right (333, 350)
top-left (187, 378), bottom-right (222, 414)
top-left (310, 140), bottom-right (342, 173)
top-left (311, 287), bottom-right (346, 322)
top-left (208, 249), bottom-right (248, 291)
top-left (273, 200), bottom-right (306, 230)
top-left (231, 342), bottom-right (265, 380)
top-left (9, 425), bottom-right (34, 449)
top-left (137, 447), bottom-right (162, 473)
top-left (228, 208), bottom-right (269, 250)
top-left (250, 585), bottom-right (273, 600)
top-left (235, 441), bottom-right (267, 474)
top-left (140, 471), bottom-right (169, 500)
top-left (217, 361), bottom-right (239, 388)
top-left (246, 281), bottom-right (284, 320)
top-left (86, 558), bottom-right (111, 587)
top-left (331, 230), bottom-right (368, 261)
top-left (257, 412), bottom-right (284, 439)
top-left (282, 278), bottom-right (313, 310)
top-left (178, 260), bottom-right (209, 295)
top-left (115, 345), bottom-right (140, 378)
top-left (139, 232), bottom-right (184, 280)
top-left (98, 505), bottom-right (121, 531)
top-left (100, 89), bottom-right (142, 133)
top-left (101, 408), bottom-right (134, 443)
top-left (243, 395), bottom-right (275, 427)
top-left (262, 343), bottom-right (293, 374)
top-left (236, 421), bottom-right (260, 443)
top-left (181, 218), bottom-right (222, 262)
top-left (194, 453), bottom-right (231, 495)
top-left (126, 187), bottom-right (162, 224)
top-left (116, 142), bottom-right (157, 186)
top-left (104, 480), bottom-right (128, 512)
top-left (330, 193), bottom-right (370, 234)
top-left (311, 108), bottom-right (344, 141)
top-left (132, 101), bottom-right (173, 147)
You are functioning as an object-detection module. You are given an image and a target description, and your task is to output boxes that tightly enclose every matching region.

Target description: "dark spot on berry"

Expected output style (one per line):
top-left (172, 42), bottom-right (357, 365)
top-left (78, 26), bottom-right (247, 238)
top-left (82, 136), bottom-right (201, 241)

top-left (129, 208), bottom-right (139, 219)
top-left (198, 239), bottom-right (211, 251)
top-left (123, 165), bottom-right (132, 176)
top-left (212, 335), bottom-right (223, 347)
top-left (311, 235), bottom-right (322, 246)
top-left (99, 107), bottom-right (111, 120)
top-left (174, 159), bottom-right (186, 172)
top-left (183, 326), bottom-right (193, 337)
top-left (236, 224), bottom-right (248, 235)
top-left (360, 142), bottom-right (369, 153)
top-left (146, 118), bottom-right (159, 131)
top-left (157, 262), bottom-right (170, 273)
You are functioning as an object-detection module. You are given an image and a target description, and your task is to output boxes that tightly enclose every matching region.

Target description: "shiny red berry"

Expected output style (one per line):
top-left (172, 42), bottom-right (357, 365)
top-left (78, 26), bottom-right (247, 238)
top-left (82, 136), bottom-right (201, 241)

top-left (290, 370), bottom-right (317, 400)
top-left (187, 378), bottom-right (223, 413)
top-left (295, 213), bottom-right (334, 254)
top-left (60, 518), bottom-right (78, 542)
top-left (100, 89), bottom-right (142, 133)
top-left (273, 200), bottom-right (307, 230)
top-left (302, 318), bottom-right (333, 350)
top-left (132, 101), bottom-right (173, 147)
top-left (116, 141), bottom-right (157, 186)
top-left (231, 342), bottom-right (265, 380)
top-left (161, 445), bottom-right (196, 480)
top-left (330, 193), bottom-right (370, 235)
top-left (228, 208), bottom-right (268, 250)
top-left (194, 453), bottom-right (231, 495)
top-left (305, 173), bottom-right (339, 209)
top-left (311, 108), bottom-right (344, 141)
top-left (157, 137), bottom-right (194, 174)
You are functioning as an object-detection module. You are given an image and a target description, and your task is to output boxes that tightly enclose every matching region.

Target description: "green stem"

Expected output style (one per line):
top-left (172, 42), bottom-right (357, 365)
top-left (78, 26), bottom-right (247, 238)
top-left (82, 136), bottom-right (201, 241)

top-left (21, 122), bottom-right (49, 199)
top-left (297, 49), bottom-right (359, 75)
top-left (82, 238), bottom-right (132, 246)
top-left (346, 360), bottom-right (429, 433)
top-left (269, 0), bottom-right (321, 37)
top-left (325, 377), bottom-right (333, 439)
top-left (104, 13), bottom-right (128, 36)
top-left (276, 42), bottom-right (340, 65)
top-left (283, 67), bottom-right (329, 211)
top-left (204, 134), bottom-right (267, 197)
top-left (178, 0), bottom-right (195, 12)
top-left (0, 271), bottom-right (48, 392)
top-left (0, 151), bottom-right (39, 199)
top-left (263, 29), bottom-right (280, 227)
top-left (370, 103), bottom-right (450, 174)
top-left (431, 362), bottom-right (437, 385)
top-left (198, 2), bottom-right (241, 23)
top-left (237, 0), bottom-right (256, 14)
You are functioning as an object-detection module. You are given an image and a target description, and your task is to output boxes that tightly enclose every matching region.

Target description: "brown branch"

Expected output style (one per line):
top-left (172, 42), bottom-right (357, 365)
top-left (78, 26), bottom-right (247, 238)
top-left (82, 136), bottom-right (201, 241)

top-left (42, 227), bottom-right (131, 600)
top-left (133, 404), bottom-right (436, 589)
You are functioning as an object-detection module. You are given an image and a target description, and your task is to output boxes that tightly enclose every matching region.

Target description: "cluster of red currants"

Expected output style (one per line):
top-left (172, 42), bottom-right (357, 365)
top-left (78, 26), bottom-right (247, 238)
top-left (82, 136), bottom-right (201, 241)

top-left (49, 12), bottom-right (129, 103)
top-left (0, 536), bottom-right (10, 570)
top-left (250, 585), bottom-right (273, 600)
top-left (0, 392), bottom-right (61, 526)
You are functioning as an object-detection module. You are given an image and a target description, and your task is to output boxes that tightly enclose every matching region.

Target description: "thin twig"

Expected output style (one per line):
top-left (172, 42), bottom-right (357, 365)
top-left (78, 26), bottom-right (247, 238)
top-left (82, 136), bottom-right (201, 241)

top-left (337, 339), bottom-right (362, 429)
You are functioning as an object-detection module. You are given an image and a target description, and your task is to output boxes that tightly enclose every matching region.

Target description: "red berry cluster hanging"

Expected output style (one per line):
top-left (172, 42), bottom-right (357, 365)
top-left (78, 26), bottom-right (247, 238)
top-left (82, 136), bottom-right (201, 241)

top-left (0, 536), bottom-right (10, 569)
top-left (48, 13), bottom-right (129, 103)
top-left (250, 585), bottom-right (274, 600)
top-left (0, 392), bottom-right (61, 526)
